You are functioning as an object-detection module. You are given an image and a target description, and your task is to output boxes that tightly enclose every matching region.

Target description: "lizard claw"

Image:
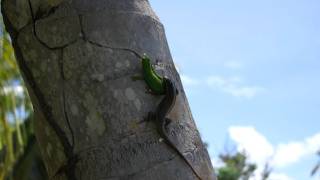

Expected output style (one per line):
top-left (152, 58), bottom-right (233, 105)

top-left (148, 112), bottom-right (157, 120)
top-left (145, 86), bottom-right (159, 95)
top-left (144, 112), bottom-right (156, 122)
top-left (164, 118), bottom-right (172, 127)
top-left (175, 88), bottom-right (179, 95)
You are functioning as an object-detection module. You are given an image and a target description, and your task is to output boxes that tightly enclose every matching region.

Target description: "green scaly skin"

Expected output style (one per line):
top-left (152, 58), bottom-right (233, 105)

top-left (141, 54), bottom-right (165, 94)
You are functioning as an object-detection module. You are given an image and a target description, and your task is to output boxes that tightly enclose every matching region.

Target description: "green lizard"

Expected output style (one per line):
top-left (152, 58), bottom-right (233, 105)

top-left (141, 54), bottom-right (165, 94)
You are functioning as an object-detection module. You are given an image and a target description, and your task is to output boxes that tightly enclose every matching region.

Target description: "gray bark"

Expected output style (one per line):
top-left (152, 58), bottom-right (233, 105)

top-left (1, 0), bottom-right (216, 179)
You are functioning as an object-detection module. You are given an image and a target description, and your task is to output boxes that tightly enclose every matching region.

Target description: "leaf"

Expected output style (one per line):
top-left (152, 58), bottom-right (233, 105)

top-left (311, 163), bottom-right (320, 176)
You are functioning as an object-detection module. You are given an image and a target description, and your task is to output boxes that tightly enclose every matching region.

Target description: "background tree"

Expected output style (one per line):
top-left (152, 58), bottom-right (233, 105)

top-left (0, 16), bottom-right (47, 180)
top-left (215, 147), bottom-right (272, 180)
top-left (217, 151), bottom-right (256, 180)
top-left (1, 0), bottom-right (216, 179)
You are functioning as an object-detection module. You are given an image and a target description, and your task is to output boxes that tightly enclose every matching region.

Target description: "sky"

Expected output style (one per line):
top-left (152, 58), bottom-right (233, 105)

top-left (150, 1), bottom-right (320, 179)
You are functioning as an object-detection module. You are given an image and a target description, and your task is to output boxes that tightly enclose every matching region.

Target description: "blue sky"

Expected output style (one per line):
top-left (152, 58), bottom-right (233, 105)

top-left (150, 1), bottom-right (320, 179)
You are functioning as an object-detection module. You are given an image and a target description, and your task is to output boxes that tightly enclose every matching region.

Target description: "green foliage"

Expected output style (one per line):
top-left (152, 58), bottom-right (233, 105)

top-left (217, 151), bottom-right (257, 180)
top-left (218, 166), bottom-right (242, 180)
top-left (0, 16), bottom-right (39, 179)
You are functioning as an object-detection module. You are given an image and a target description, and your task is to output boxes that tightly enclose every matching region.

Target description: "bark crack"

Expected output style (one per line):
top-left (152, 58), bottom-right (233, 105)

top-left (77, 12), bottom-right (144, 59)
top-left (60, 49), bottom-right (75, 148)
top-left (77, 8), bottom-right (163, 27)
top-left (78, 15), bottom-right (86, 41)
top-left (33, 27), bottom-right (78, 50)
top-left (86, 39), bottom-right (143, 60)
top-left (27, 0), bottom-right (78, 50)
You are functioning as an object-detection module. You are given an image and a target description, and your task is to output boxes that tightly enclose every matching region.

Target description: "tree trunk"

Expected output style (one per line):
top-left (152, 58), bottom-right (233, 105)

top-left (1, 0), bottom-right (216, 179)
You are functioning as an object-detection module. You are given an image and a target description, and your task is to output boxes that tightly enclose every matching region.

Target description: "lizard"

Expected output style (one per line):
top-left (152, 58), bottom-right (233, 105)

top-left (142, 54), bottom-right (203, 179)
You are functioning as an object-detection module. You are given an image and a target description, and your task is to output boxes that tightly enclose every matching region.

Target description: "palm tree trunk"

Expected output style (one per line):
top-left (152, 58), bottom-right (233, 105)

top-left (1, 0), bottom-right (216, 179)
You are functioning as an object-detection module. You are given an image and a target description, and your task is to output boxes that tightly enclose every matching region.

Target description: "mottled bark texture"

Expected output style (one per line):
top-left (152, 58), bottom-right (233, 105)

top-left (1, 0), bottom-right (216, 179)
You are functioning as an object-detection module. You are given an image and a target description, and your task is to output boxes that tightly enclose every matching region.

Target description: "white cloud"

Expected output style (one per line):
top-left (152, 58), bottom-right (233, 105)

top-left (228, 126), bottom-right (320, 179)
top-left (249, 172), bottom-right (294, 180)
top-left (306, 133), bottom-right (320, 152)
top-left (207, 76), bottom-right (264, 98)
top-left (272, 142), bottom-right (305, 167)
top-left (178, 74), bottom-right (264, 98)
top-left (229, 126), bottom-right (274, 165)
top-left (224, 61), bottom-right (243, 69)
top-left (211, 158), bottom-right (225, 169)
top-left (226, 86), bottom-right (264, 98)
top-left (268, 173), bottom-right (294, 180)
top-left (180, 74), bottom-right (199, 86)
top-left (272, 133), bottom-right (320, 168)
